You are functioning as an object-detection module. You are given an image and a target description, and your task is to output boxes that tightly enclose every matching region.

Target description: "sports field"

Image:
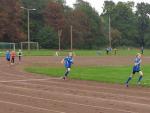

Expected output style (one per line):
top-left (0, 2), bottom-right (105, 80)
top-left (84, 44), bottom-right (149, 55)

top-left (0, 55), bottom-right (150, 113)
top-left (1, 48), bottom-right (150, 56)
top-left (25, 65), bottom-right (150, 87)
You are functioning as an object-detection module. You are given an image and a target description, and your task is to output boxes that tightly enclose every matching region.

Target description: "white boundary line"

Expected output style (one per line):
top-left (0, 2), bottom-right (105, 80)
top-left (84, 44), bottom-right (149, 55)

top-left (0, 78), bottom-right (57, 83)
top-left (13, 81), bottom-right (150, 106)
top-left (10, 80), bottom-right (150, 101)
top-left (0, 99), bottom-right (65, 113)
top-left (0, 77), bottom-right (150, 100)
top-left (0, 71), bottom-right (34, 79)
top-left (1, 69), bottom-right (150, 94)
top-left (1, 82), bottom-right (150, 108)
top-left (1, 71), bottom-right (150, 94)
top-left (0, 73), bottom-right (150, 99)
top-left (40, 79), bottom-right (150, 94)
top-left (0, 70), bottom-right (150, 112)
top-left (0, 79), bottom-right (149, 100)
top-left (0, 86), bottom-right (138, 113)
top-left (31, 79), bottom-right (150, 94)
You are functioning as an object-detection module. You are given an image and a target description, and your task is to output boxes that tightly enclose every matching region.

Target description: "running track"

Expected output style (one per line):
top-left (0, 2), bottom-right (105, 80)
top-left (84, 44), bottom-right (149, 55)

top-left (0, 56), bottom-right (150, 113)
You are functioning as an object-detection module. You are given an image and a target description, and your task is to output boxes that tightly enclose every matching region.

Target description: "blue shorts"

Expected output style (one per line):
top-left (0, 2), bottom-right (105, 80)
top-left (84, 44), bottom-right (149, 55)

top-left (6, 58), bottom-right (10, 61)
top-left (132, 70), bottom-right (140, 74)
top-left (132, 66), bottom-right (141, 74)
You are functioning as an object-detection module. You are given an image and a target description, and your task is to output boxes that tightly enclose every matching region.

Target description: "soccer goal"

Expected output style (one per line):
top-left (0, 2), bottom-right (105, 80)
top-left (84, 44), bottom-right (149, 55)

top-left (0, 42), bottom-right (16, 50)
top-left (20, 42), bottom-right (39, 50)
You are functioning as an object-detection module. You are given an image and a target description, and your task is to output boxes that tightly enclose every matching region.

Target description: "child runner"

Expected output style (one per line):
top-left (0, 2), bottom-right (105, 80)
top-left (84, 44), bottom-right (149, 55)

top-left (106, 47), bottom-right (109, 55)
top-left (6, 50), bottom-right (11, 65)
top-left (61, 52), bottom-right (73, 80)
top-left (18, 49), bottom-right (22, 62)
top-left (10, 50), bottom-right (16, 65)
top-left (125, 53), bottom-right (143, 87)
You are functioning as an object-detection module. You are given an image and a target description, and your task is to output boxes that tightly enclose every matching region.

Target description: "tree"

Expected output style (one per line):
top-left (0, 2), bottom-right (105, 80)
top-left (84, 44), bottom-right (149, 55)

top-left (44, 2), bottom-right (65, 31)
top-left (136, 3), bottom-right (150, 47)
top-left (20, 0), bottom-right (52, 42)
top-left (70, 0), bottom-right (105, 49)
top-left (37, 26), bottom-right (58, 49)
top-left (102, 1), bottom-right (138, 47)
top-left (0, 0), bottom-right (25, 42)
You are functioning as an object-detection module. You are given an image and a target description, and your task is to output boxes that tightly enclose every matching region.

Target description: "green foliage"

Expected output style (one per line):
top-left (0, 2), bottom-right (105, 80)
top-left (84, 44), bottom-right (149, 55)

top-left (37, 26), bottom-right (58, 49)
top-left (102, 1), bottom-right (138, 47)
top-left (136, 3), bottom-right (150, 47)
top-left (73, 0), bottom-right (106, 49)
top-left (1, 0), bottom-right (150, 49)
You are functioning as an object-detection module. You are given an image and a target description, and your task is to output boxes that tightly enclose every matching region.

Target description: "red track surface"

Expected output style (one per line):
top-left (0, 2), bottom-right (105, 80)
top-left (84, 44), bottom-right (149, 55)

top-left (0, 56), bottom-right (150, 113)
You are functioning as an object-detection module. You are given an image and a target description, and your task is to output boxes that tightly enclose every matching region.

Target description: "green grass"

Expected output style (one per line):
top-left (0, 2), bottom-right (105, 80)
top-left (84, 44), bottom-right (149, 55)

top-left (0, 48), bottom-right (150, 56)
top-left (25, 65), bottom-right (150, 87)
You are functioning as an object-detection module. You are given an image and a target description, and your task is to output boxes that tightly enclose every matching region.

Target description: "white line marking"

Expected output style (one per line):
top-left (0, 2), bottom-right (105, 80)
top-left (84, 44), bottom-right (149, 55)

top-left (30, 79), bottom-right (150, 94)
top-left (15, 80), bottom-right (150, 101)
top-left (1, 70), bottom-right (150, 94)
top-left (43, 80), bottom-right (150, 94)
top-left (0, 78), bottom-right (149, 101)
top-left (1, 83), bottom-right (150, 109)
top-left (0, 89), bottom-right (137, 113)
top-left (0, 78), bottom-right (57, 83)
top-left (12, 82), bottom-right (150, 106)
top-left (1, 76), bottom-right (150, 95)
top-left (0, 71), bottom-right (26, 77)
top-left (0, 99), bottom-right (65, 113)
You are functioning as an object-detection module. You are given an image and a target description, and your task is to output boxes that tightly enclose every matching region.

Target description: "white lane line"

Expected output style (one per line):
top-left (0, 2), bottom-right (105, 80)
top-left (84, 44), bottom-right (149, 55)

top-left (1, 78), bottom-right (150, 101)
top-left (0, 71), bottom-right (25, 77)
top-left (1, 75), bottom-right (150, 95)
top-left (0, 99), bottom-right (65, 113)
top-left (14, 81), bottom-right (150, 101)
top-left (1, 71), bottom-right (150, 94)
top-left (1, 83), bottom-right (150, 109)
top-left (0, 89), bottom-right (137, 113)
top-left (0, 78), bottom-right (57, 83)
top-left (42, 80), bottom-right (150, 94)
top-left (15, 82), bottom-right (150, 107)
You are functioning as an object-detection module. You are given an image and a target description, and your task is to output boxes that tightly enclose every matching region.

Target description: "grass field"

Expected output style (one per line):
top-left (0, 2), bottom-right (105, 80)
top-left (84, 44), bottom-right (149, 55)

top-left (0, 48), bottom-right (150, 56)
top-left (22, 49), bottom-right (150, 56)
top-left (25, 65), bottom-right (150, 87)
top-left (1, 48), bottom-right (150, 56)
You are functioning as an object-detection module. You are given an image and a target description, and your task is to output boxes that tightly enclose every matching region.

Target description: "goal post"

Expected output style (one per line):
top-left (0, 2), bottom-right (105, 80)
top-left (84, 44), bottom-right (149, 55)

top-left (20, 42), bottom-right (39, 51)
top-left (0, 42), bottom-right (16, 51)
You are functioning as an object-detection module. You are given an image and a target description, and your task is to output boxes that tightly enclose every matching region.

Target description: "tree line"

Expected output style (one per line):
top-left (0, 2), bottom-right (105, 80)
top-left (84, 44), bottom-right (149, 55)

top-left (0, 0), bottom-right (150, 49)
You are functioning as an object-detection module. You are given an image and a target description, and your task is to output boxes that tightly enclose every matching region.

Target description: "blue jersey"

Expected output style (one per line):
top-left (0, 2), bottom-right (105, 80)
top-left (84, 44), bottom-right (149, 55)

top-left (64, 56), bottom-right (73, 68)
top-left (6, 51), bottom-right (10, 60)
top-left (133, 57), bottom-right (141, 72)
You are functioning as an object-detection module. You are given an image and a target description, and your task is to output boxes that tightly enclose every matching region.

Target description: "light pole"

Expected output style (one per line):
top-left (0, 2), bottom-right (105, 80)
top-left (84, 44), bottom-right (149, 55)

top-left (109, 14), bottom-right (112, 48)
top-left (21, 7), bottom-right (36, 51)
top-left (58, 30), bottom-right (62, 51)
top-left (70, 25), bottom-right (73, 51)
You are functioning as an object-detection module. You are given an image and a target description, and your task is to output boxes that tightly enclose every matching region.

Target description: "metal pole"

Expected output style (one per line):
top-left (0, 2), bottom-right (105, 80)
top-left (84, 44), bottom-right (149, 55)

top-left (27, 9), bottom-right (30, 51)
top-left (59, 35), bottom-right (60, 51)
top-left (37, 42), bottom-right (39, 51)
top-left (58, 30), bottom-right (61, 51)
top-left (71, 25), bottom-right (73, 51)
top-left (21, 7), bottom-right (36, 51)
top-left (109, 15), bottom-right (111, 48)
top-left (21, 42), bottom-right (23, 50)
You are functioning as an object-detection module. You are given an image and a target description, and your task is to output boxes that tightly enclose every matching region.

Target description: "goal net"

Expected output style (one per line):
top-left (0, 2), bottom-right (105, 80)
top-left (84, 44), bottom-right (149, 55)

top-left (20, 42), bottom-right (39, 50)
top-left (0, 42), bottom-right (16, 50)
